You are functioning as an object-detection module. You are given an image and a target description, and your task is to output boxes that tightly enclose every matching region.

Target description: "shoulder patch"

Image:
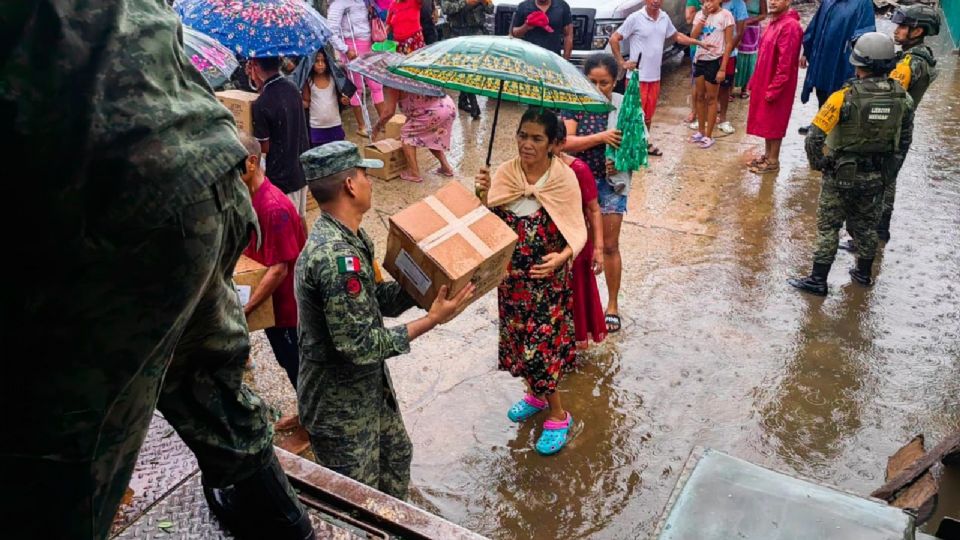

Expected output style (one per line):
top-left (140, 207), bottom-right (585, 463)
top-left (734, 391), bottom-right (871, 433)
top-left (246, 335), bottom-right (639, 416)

top-left (343, 275), bottom-right (363, 297)
top-left (889, 56), bottom-right (912, 90)
top-left (811, 88), bottom-right (848, 134)
top-left (337, 255), bottom-right (362, 274)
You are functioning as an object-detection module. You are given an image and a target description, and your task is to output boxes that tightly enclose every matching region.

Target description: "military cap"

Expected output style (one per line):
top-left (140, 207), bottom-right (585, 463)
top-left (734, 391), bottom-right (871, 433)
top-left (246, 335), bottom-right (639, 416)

top-left (300, 141), bottom-right (383, 180)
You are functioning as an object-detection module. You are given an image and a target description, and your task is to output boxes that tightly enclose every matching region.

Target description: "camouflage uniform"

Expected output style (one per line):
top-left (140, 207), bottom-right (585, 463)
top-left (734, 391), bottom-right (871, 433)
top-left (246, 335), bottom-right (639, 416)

top-left (805, 77), bottom-right (915, 266)
top-left (295, 143), bottom-right (417, 500)
top-left (878, 45), bottom-right (938, 235)
top-left (2, 2), bottom-right (305, 538)
top-left (441, 0), bottom-right (494, 116)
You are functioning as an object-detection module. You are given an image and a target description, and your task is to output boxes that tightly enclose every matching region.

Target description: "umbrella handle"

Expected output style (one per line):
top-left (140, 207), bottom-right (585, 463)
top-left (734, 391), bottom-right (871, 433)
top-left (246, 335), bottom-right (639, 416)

top-left (484, 79), bottom-right (505, 168)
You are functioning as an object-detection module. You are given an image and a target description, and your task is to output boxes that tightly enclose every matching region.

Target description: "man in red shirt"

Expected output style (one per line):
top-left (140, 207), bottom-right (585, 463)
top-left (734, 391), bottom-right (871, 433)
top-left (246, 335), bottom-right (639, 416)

top-left (238, 134), bottom-right (308, 435)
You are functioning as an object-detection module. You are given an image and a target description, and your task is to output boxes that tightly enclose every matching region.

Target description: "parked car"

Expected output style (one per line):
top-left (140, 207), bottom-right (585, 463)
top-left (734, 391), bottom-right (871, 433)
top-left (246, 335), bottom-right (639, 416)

top-left (485, 0), bottom-right (687, 64)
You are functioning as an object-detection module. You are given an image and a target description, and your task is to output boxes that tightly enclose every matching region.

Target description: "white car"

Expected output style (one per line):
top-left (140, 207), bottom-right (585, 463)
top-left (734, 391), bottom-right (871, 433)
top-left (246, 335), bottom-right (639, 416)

top-left (485, 0), bottom-right (688, 64)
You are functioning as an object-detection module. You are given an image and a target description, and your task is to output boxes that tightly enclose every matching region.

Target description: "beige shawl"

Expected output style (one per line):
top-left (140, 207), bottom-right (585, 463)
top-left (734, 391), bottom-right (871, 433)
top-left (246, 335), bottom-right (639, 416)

top-left (487, 157), bottom-right (587, 257)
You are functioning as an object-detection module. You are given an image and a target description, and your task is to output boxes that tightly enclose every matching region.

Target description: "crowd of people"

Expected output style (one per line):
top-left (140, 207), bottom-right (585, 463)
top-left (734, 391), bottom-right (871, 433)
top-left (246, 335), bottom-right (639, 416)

top-left (8, 0), bottom-right (945, 538)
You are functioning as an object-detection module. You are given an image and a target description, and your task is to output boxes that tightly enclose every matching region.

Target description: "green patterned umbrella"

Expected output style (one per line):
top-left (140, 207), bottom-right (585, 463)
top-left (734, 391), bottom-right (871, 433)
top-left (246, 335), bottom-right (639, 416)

top-left (386, 36), bottom-right (612, 165)
top-left (606, 70), bottom-right (648, 171)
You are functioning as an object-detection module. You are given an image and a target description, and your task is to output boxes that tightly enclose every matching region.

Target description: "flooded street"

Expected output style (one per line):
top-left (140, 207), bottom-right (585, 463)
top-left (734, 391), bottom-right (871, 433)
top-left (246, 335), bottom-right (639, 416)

top-left (250, 19), bottom-right (960, 539)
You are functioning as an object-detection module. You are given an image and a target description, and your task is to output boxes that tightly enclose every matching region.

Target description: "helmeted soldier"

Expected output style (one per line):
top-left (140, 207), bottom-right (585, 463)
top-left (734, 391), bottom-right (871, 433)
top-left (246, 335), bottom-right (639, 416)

top-left (295, 141), bottom-right (474, 499)
top-left (441, 0), bottom-right (494, 118)
top-left (788, 32), bottom-right (915, 296)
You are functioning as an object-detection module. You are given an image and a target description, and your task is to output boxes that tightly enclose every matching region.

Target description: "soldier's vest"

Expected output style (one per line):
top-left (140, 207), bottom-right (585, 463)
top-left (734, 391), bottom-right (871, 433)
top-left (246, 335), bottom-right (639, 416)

top-left (826, 78), bottom-right (908, 155)
top-left (902, 45), bottom-right (938, 105)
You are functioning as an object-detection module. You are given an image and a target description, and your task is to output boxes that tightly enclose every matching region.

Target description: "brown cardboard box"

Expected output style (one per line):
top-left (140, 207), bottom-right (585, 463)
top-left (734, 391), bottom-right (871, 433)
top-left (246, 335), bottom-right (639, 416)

top-left (305, 190), bottom-right (319, 213)
top-left (216, 90), bottom-right (259, 135)
top-left (385, 114), bottom-right (407, 140)
top-left (234, 255), bottom-right (275, 332)
top-left (364, 139), bottom-right (407, 180)
top-left (384, 182), bottom-right (518, 310)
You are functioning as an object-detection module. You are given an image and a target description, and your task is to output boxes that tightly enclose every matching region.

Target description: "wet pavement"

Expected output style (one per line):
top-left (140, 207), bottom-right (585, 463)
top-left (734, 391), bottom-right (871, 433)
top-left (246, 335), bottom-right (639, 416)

top-left (247, 18), bottom-right (960, 539)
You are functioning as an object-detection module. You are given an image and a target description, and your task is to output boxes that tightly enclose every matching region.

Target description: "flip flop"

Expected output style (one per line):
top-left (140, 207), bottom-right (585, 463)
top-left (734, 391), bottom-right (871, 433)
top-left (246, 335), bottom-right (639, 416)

top-left (434, 167), bottom-right (455, 177)
top-left (507, 394), bottom-right (548, 422)
top-left (605, 313), bottom-right (621, 333)
top-left (647, 144), bottom-right (663, 157)
top-left (698, 137), bottom-right (716, 149)
top-left (750, 161), bottom-right (780, 174)
top-left (535, 412), bottom-right (573, 455)
top-left (747, 156), bottom-right (768, 168)
top-left (689, 132), bottom-right (705, 144)
top-left (399, 171), bottom-right (423, 183)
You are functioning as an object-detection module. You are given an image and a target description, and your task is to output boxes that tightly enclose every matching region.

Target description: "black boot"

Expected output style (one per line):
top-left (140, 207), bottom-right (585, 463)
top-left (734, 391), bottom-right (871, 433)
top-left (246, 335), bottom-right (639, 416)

top-left (457, 92), bottom-right (472, 113)
top-left (204, 452), bottom-right (315, 540)
top-left (876, 212), bottom-right (891, 242)
top-left (849, 257), bottom-right (874, 286)
top-left (838, 238), bottom-right (857, 253)
top-left (787, 262), bottom-right (831, 296)
top-left (467, 93), bottom-right (481, 119)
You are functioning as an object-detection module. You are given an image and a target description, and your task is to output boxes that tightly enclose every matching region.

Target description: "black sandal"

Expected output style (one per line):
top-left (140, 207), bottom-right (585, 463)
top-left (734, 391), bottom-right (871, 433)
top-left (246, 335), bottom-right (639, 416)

top-left (647, 143), bottom-right (663, 157)
top-left (605, 314), bottom-right (621, 333)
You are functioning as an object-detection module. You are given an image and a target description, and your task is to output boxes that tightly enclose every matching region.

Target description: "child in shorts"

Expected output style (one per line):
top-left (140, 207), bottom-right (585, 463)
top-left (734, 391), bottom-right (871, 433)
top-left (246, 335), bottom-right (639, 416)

top-left (690, 0), bottom-right (735, 149)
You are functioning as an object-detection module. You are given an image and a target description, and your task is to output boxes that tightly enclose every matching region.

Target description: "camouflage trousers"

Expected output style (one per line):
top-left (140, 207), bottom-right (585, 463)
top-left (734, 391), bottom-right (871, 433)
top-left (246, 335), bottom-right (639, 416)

top-left (814, 180), bottom-right (884, 264)
top-left (303, 365), bottom-right (412, 500)
top-left (880, 164), bottom-right (903, 230)
top-left (2, 172), bottom-right (288, 539)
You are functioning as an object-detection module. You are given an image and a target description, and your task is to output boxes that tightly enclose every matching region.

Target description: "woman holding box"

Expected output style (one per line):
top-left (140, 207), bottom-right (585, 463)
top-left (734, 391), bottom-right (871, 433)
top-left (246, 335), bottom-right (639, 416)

top-left (475, 108), bottom-right (587, 455)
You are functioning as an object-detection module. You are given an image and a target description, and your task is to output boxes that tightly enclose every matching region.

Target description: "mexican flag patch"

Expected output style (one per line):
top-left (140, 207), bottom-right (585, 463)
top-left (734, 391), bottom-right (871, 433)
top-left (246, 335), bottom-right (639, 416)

top-left (337, 255), bottom-right (361, 273)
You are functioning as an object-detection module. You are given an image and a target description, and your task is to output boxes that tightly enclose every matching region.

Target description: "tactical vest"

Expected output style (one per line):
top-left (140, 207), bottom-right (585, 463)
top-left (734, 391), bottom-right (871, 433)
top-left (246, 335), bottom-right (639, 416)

top-left (826, 78), bottom-right (908, 154)
top-left (903, 45), bottom-right (938, 105)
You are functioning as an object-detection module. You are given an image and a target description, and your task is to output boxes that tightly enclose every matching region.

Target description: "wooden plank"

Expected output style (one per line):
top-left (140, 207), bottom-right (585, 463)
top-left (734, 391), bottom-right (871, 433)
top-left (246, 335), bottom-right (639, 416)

top-left (872, 431), bottom-right (960, 501)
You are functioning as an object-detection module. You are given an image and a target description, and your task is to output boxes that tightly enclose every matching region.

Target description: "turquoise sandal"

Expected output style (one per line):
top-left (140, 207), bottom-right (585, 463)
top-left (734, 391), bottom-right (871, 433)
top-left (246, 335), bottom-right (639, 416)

top-left (536, 412), bottom-right (573, 455)
top-left (507, 394), bottom-right (547, 423)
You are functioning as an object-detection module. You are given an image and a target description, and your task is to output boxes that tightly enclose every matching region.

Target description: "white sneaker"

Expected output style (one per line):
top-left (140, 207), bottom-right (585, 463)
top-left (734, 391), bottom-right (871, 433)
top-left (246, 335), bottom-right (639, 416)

top-left (687, 121), bottom-right (699, 130)
top-left (716, 121), bottom-right (735, 135)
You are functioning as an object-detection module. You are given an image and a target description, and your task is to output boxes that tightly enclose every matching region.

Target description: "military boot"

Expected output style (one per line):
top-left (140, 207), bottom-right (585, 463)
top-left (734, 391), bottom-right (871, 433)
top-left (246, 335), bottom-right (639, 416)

top-left (876, 212), bottom-right (892, 242)
top-left (203, 452), bottom-right (315, 540)
top-left (457, 93), bottom-right (475, 116)
top-left (849, 258), bottom-right (875, 286)
top-left (787, 262), bottom-right (831, 296)
top-left (466, 92), bottom-right (481, 119)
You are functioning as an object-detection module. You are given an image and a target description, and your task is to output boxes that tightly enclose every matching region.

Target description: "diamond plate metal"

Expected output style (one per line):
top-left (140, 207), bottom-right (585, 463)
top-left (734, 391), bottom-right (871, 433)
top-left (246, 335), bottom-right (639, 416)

top-left (113, 474), bottom-right (232, 540)
top-left (111, 413), bottom-right (198, 535)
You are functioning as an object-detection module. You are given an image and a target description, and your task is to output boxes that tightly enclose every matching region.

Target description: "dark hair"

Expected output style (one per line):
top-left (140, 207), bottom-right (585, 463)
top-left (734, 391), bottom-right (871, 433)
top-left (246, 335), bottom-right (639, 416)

top-left (252, 56), bottom-right (282, 72)
top-left (308, 169), bottom-right (353, 204)
top-left (583, 53), bottom-right (618, 79)
top-left (517, 107), bottom-right (563, 143)
top-left (554, 115), bottom-right (567, 141)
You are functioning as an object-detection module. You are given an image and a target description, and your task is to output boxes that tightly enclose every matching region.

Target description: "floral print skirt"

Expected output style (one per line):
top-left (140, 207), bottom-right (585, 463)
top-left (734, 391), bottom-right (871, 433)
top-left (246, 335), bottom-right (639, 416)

top-left (494, 207), bottom-right (575, 396)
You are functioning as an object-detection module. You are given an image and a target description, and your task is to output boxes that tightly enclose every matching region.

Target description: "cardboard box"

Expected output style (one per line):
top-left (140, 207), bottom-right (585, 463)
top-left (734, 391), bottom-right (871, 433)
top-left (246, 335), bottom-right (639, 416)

top-left (384, 182), bottom-right (518, 310)
top-left (216, 90), bottom-right (259, 135)
top-left (385, 114), bottom-right (407, 140)
top-left (234, 255), bottom-right (276, 332)
top-left (364, 138), bottom-right (407, 180)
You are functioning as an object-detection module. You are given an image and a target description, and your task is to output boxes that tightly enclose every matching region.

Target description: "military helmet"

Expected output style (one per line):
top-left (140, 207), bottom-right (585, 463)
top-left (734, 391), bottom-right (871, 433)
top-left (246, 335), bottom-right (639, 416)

top-left (892, 4), bottom-right (941, 37)
top-left (850, 32), bottom-right (897, 73)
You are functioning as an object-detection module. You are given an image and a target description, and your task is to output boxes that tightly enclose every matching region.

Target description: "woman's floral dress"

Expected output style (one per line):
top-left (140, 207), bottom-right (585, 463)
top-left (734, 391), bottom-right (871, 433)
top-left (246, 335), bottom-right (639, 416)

top-left (493, 206), bottom-right (575, 395)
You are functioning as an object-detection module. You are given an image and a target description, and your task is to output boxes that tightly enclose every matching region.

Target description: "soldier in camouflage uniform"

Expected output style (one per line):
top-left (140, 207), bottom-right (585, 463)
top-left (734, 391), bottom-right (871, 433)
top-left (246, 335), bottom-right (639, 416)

top-left (842, 5), bottom-right (939, 248)
top-left (788, 33), bottom-right (914, 296)
top-left (441, 0), bottom-right (494, 119)
top-left (296, 142), bottom-right (474, 499)
top-left (2, 2), bottom-right (313, 539)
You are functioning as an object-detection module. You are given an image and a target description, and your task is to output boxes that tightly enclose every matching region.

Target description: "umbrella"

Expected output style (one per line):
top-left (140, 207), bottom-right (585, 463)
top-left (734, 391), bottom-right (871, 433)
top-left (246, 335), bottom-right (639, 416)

top-left (347, 52), bottom-right (446, 97)
top-left (174, 0), bottom-right (332, 58)
top-left (386, 36), bottom-right (612, 165)
top-left (606, 70), bottom-right (648, 171)
top-left (183, 27), bottom-right (240, 88)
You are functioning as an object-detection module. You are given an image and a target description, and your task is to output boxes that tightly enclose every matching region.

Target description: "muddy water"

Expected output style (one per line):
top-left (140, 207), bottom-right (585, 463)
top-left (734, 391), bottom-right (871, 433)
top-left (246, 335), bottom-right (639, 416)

top-left (306, 21), bottom-right (960, 540)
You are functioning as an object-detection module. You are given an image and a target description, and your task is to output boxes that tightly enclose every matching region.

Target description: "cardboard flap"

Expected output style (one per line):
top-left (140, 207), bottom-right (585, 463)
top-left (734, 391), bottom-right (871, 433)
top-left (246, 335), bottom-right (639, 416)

top-left (235, 254), bottom-right (265, 275)
top-left (366, 138), bottom-right (404, 153)
top-left (216, 90), bottom-right (258, 103)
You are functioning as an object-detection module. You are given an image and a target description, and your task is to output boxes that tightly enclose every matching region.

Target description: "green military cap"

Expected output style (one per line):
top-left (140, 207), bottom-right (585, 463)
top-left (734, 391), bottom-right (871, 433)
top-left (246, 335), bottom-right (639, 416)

top-left (300, 140), bottom-right (383, 180)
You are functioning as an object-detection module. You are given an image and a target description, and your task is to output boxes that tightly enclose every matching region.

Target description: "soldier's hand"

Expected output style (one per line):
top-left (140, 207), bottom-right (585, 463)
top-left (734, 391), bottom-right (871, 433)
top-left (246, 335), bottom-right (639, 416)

top-left (428, 284), bottom-right (476, 325)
